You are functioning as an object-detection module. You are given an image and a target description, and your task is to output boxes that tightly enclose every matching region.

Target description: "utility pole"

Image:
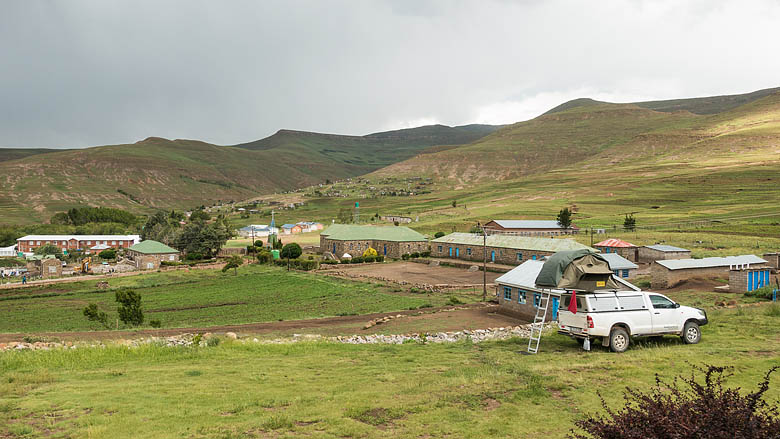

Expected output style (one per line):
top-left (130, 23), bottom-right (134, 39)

top-left (477, 221), bottom-right (487, 302)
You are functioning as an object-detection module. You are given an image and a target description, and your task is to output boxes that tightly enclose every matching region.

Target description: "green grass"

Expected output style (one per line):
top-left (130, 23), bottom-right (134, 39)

top-left (0, 264), bottom-right (448, 334)
top-left (0, 305), bottom-right (778, 438)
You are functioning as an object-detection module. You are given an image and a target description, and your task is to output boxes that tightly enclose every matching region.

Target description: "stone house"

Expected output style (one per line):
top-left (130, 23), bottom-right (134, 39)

top-left (594, 238), bottom-right (638, 262)
top-left (638, 244), bottom-right (691, 263)
top-left (127, 240), bottom-right (180, 270)
top-left (319, 224), bottom-right (428, 259)
top-left (430, 233), bottom-right (591, 265)
top-left (729, 266), bottom-right (775, 293)
top-left (483, 220), bottom-right (579, 236)
top-left (651, 255), bottom-right (767, 289)
top-left (26, 255), bottom-right (62, 279)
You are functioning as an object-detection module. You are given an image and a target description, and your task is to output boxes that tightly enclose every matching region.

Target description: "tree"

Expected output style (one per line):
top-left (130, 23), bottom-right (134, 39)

top-left (98, 248), bottom-right (116, 260)
top-left (451, 200), bottom-right (457, 208)
top-left (257, 250), bottom-right (273, 264)
top-left (189, 209), bottom-right (211, 222)
top-left (434, 231), bottom-right (445, 238)
top-left (362, 247), bottom-right (378, 258)
top-left (557, 207), bottom-right (573, 230)
top-left (83, 303), bottom-right (110, 329)
top-left (280, 243), bottom-right (302, 271)
top-left (254, 239), bottom-right (264, 248)
top-left (572, 365), bottom-right (780, 439)
top-left (173, 218), bottom-right (231, 258)
top-left (34, 243), bottom-right (62, 258)
top-left (623, 213), bottom-right (636, 231)
top-left (222, 255), bottom-right (243, 275)
top-left (115, 288), bottom-right (144, 326)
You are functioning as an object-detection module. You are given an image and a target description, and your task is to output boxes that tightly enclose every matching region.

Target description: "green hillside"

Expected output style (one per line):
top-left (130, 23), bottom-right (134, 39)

top-left (0, 148), bottom-right (59, 162)
top-left (0, 125), bottom-right (500, 223)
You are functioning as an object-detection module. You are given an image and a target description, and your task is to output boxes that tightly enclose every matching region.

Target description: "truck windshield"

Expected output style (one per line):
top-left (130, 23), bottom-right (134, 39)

top-left (649, 295), bottom-right (675, 309)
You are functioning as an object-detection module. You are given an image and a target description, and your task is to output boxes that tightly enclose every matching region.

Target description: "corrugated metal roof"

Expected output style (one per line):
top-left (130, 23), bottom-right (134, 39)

top-left (320, 224), bottom-right (427, 242)
top-left (495, 260), bottom-right (641, 292)
top-left (490, 220), bottom-right (568, 229)
top-left (656, 255), bottom-right (767, 270)
top-left (18, 235), bottom-right (141, 242)
top-left (595, 238), bottom-right (636, 248)
top-left (599, 253), bottom-right (638, 270)
top-left (128, 240), bottom-right (179, 254)
top-left (645, 244), bottom-right (690, 252)
top-left (432, 232), bottom-right (591, 252)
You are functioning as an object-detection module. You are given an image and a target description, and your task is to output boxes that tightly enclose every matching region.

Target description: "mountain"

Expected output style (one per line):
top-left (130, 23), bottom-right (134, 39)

top-left (373, 88), bottom-right (780, 184)
top-left (0, 124), bottom-right (501, 223)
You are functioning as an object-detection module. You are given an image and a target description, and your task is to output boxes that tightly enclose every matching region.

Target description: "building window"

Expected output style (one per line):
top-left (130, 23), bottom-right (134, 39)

top-left (517, 252), bottom-right (522, 261)
top-left (111, 241), bottom-right (116, 245)
top-left (437, 245), bottom-right (443, 252)
top-left (349, 243), bottom-right (353, 250)
top-left (533, 293), bottom-right (541, 308)
top-left (531, 255), bottom-right (537, 260)
top-left (503, 286), bottom-right (512, 300)
top-left (614, 270), bottom-right (619, 276)
top-left (37, 241), bottom-right (41, 245)
top-left (518, 290), bottom-right (527, 304)
top-left (622, 269), bottom-right (629, 278)
top-left (467, 248), bottom-right (472, 256)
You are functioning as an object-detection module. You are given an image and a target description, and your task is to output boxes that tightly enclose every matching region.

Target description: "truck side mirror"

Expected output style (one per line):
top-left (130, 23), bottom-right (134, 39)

top-left (674, 303), bottom-right (680, 308)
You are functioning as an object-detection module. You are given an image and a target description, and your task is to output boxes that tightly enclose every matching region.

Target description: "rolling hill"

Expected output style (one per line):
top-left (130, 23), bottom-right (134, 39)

top-left (0, 124), bottom-right (501, 223)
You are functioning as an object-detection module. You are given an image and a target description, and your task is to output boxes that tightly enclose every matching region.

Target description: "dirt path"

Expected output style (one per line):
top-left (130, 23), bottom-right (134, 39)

top-left (0, 303), bottom-right (524, 343)
top-left (324, 261), bottom-right (503, 286)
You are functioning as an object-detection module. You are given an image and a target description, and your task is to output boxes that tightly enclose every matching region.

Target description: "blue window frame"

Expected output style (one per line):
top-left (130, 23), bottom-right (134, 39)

top-left (517, 289), bottom-right (526, 304)
top-left (438, 245), bottom-right (443, 252)
top-left (467, 248), bottom-right (472, 256)
top-left (517, 252), bottom-right (522, 261)
top-left (503, 286), bottom-right (512, 300)
top-left (614, 270), bottom-right (619, 276)
top-left (622, 269), bottom-right (629, 278)
top-left (455, 248), bottom-right (460, 257)
top-left (531, 255), bottom-right (537, 260)
top-left (533, 293), bottom-right (541, 308)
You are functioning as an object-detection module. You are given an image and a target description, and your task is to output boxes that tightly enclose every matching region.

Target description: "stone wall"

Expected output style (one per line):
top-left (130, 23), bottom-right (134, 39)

top-left (320, 237), bottom-right (428, 259)
top-left (496, 284), bottom-right (556, 322)
top-left (651, 263), bottom-right (759, 289)
top-left (638, 247), bottom-right (691, 263)
top-left (763, 253), bottom-right (779, 270)
top-left (431, 242), bottom-right (554, 266)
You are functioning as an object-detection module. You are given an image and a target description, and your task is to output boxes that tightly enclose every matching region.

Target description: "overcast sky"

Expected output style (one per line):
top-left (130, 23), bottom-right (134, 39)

top-left (2, 0), bottom-right (779, 149)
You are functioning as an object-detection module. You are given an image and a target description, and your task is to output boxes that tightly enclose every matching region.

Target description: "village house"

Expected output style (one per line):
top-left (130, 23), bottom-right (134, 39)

top-left (16, 235), bottom-right (141, 254)
top-left (237, 225), bottom-right (278, 238)
top-left (319, 224), bottom-right (427, 259)
top-left (638, 244), bottom-right (691, 263)
top-left (126, 240), bottom-right (181, 270)
top-left (495, 259), bottom-right (639, 321)
top-left (430, 232), bottom-right (591, 265)
top-left (25, 255), bottom-right (62, 279)
top-left (281, 224), bottom-right (303, 235)
top-left (763, 252), bottom-right (780, 270)
top-left (651, 255), bottom-right (767, 289)
top-left (594, 238), bottom-right (638, 262)
top-left (599, 252), bottom-right (639, 279)
top-left (296, 222), bottom-right (324, 233)
top-left (483, 220), bottom-right (579, 236)
top-left (729, 266), bottom-right (775, 293)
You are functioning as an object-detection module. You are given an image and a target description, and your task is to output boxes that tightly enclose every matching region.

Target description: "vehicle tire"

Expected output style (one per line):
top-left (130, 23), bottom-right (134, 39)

top-left (681, 321), bottom-right (701, 344)
top-left (609, 327), bottom-right (630, 353)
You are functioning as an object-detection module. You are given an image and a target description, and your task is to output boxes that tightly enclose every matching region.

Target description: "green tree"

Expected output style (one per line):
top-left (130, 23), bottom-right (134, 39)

top-left (98, 248), bottom-right (117, 260)
top-left (222, 255), bottom-right (243, 275)
top-left (280, 243), bottom-right (302, 271)
top-left (434, 231), bottom-right (445, 238)
top-left (115, 288), bottom-right (144, 326)
top-left (34, 243), bottom-right (62, 258)
top-left (83, 303), bottom-right (110, 329)
top-left (189, 209), bottom-right (211, 222)
top-left (451, 200), bottom-right (457, 208)
top-left (623, 214), bottom-right (636, 231)
top-left (173, 219), bottom-right (231, 258)
top-left (557, 207), bottom-right (573, 229)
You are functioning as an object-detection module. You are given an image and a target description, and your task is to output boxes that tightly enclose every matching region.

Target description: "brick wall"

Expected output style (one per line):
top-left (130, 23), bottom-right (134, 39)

top-left (638, 248), bottom-right (691, 263)
top-left (128, 251), bottom-right (180, 270)
top-left (17, 239), bottom-right (134, 253)
top-left (729, 268), bottom-right (775, 293)
top-left (763, 253), bottom-right (779, 270)
top-left (431, 242), bottom-right (554, 265)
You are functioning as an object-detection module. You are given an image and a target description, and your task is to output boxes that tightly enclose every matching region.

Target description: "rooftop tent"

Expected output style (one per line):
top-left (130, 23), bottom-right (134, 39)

top-left (535, 249), bottom-right (621, 291)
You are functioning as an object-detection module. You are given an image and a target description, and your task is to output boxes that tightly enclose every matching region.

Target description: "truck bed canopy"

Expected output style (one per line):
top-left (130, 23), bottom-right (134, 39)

top-left (535, 249), bottom-right (621, 291)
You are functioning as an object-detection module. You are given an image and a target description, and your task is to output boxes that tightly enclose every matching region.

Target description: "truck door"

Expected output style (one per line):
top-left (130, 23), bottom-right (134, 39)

top-left (617, 295), bottom-right (652, 335)
top-left (649, 294), bottom-right (682, 333)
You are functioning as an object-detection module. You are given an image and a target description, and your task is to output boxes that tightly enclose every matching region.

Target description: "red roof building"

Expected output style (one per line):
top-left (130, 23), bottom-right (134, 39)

top-left (595, 239), bottom-right (636, 248)
top-left (595, 239), bottom-right (638, 262)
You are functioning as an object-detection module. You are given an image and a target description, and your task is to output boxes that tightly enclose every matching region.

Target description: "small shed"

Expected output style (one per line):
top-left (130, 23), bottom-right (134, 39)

top-left (127, 240), bottom-right (180, 270)
top-left (594, 238), bottom-right (638, 261)
top-left (729, 266), bottom-right (775, 293)
top-left (638, 244), bottom-right (691, 263)
top-left (599, 253), bottom-right (639, 279)
top-left (651, 255), bottom-right (768, 289)
top-left (763, 252), bottom-right (779, 270)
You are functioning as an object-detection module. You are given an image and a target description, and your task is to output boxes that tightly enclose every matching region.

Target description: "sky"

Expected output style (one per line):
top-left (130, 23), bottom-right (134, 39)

top-left (2, 0), bottom-right (780, 149)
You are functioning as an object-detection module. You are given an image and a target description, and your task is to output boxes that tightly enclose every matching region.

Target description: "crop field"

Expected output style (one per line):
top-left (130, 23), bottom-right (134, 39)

top-left (1, 304), bottom-right (778, 438)
top-left (0, 265), bottom-right (462, 334)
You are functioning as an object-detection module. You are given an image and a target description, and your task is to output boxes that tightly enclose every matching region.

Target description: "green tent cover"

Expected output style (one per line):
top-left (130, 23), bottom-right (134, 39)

top-left (535, 249), bottom-right (621, 291)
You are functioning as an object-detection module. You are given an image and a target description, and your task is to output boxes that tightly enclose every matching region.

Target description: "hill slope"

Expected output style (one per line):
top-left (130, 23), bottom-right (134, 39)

top-left (0, 148), bottom-right (59, 162)
top-left (0, 125), bottom-right (500, 223)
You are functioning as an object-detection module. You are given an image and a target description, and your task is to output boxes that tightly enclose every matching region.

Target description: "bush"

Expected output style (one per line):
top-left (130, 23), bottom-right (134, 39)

top-left (150, 319), bottom-right (162, 328)
top-left (446, 296), bottom-right (463, 306)
top-left (362, 247), bottom-right (378, 258)
top-left (401, 254), bottom-right (410, 260)
top-left (364, 255), bottom-right (376, 263)
top-left (434, 231), bottom-right (445, 238)
top-left (340, 259), bottom-right (351, 264)
top-left (320, 259), bottom-right (339, 265)
top-left (257, 250), bottom-right (272, 264)
top-left (376, 255), bottom-right (384, 262)
top-left (745, 285), bottom-right (775, 300)
top-left (185, 252), bottom-right (203, 261)
top-left (572, 365), bottom-right (780, 439)
top-left (410, 252), bottom-right (420, 258)
top-left (253, 240), bottom-right (264, 247)
top-left (352, 256), bottom-right (364, 264)
top-left (635, 279), bottom-right (651, 289)
top-left (83, 303), bottom-right (110, 329)
top-left (98, 248), bottom-right (116, 260)
top-left (115, 288), bottom-right (144, 326)
top-left (273, 258), bottom-right (319, 271)
top-left (280, 243), bottom-right (302, 260)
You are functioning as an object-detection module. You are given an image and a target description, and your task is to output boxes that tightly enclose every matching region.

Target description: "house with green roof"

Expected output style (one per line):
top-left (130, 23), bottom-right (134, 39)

top-left (320, 224), bottom-right (428, 259)
top-left (127, 240), bottom-right (180, 270)
top-left (431, 232), bottom-right (592, 265)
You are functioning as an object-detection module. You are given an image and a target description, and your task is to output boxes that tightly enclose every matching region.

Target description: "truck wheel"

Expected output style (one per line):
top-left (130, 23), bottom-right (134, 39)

top-left (609, 327), bottom-right (630, 353)
top-left (681, 321), bottom-right (701, 344)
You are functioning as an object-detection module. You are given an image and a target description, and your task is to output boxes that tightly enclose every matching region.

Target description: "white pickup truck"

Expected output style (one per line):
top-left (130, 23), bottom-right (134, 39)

top-left (557, 290), bottom-right (708, 352)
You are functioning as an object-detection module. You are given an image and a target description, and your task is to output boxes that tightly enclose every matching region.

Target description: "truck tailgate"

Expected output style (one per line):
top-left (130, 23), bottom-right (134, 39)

top-left (558, 310), bottom-right (587, 332)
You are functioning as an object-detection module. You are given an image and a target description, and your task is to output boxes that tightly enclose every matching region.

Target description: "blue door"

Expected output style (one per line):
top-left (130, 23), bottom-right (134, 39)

top-left (490, 251), bottom-right (495, 262)
top-left (383, 245), bottom-right (387, 256)
top-left (455, 248), bottom-right (460, 257)
top-left (448, 247), bottom-right (452, 257)
top-left (333, 243), bottom-right (336, 254)
top-left (551, 297), bottom-right (559, 320)
top-left (748, 271), bottom-right (754, 291)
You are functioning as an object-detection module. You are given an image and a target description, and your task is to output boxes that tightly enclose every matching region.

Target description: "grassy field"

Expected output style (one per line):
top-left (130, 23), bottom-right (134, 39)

top-left (0, 264), bottom-right (459, 334)
top-left (1, 304), bottom-right (778, 438)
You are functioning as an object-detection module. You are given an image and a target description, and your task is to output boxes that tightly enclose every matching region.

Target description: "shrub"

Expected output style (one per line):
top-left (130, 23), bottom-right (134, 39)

top-left (434, 231), bottom-right (445, 238)
top-left (280, 243), bottom-right (302, 260)
top-left (254, 240), bottom-right (264, 247)
top-left (98, 248), bottom-right (116, 260)
top-left (446, 296), bottom-right (463, 306)
top-left (83, 303), bottom-right (110, 329)
top-left (571, 364), bottom-right (780, 439)
top-left (320, 259), bottom-right (339, 265)
top-left (257, 250), bottom-right (272, 264)
top-left (362, 247), bottom-right (378, 258)
top-left (150, 319), bottom-right (162, 328)
top-left (364, 255), bottom-right (376, 263)
top-left (376, 255), bottom-right (384, 262)
top-left (185, 252), bottom-right (203, 261)
top-left (410, 252), bottom-right (420, 258)
top-left (635, 279), bottom-right (651, 289)
top-left (745, 285), bottom-right (775, 300)
top-left (401, 254), bottom-right (410, 260)
top-left (340, 259), bottom-right (351, 264)
top-left (352, 256), bottom-right (364, 264)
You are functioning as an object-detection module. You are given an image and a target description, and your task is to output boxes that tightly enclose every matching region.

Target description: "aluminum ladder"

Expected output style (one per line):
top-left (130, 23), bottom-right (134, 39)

top-left (526, 290), bottom-right (550, 354)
